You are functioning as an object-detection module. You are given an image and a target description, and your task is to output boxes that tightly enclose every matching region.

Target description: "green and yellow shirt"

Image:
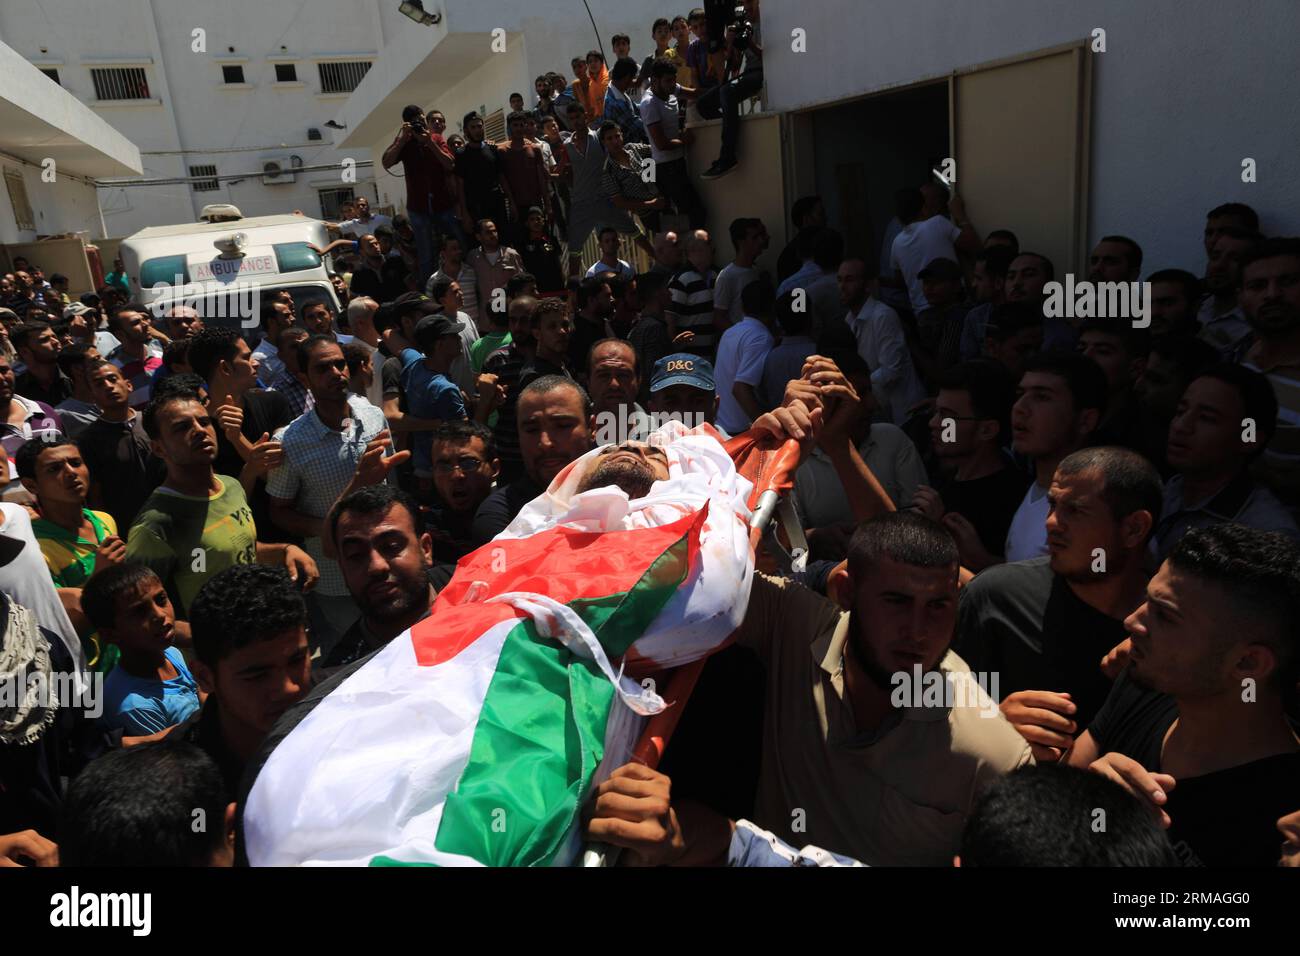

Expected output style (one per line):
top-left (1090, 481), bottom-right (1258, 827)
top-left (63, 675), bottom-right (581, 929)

top-left (126, 476), bottom-right (257, 618)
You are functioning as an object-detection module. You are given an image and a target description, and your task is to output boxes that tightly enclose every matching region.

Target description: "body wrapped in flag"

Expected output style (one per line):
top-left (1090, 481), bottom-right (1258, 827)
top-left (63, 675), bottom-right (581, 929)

top-left (243, 420), bottom-right (769, 866)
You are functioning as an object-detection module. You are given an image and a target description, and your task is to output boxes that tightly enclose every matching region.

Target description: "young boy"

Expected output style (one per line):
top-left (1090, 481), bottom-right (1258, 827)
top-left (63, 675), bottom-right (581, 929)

top-left (16, 436), bottom-right (125, 671)
top-left (81, 561), bottom-right (201, 736)
top-left (181, 564), bottom-right (313, 794)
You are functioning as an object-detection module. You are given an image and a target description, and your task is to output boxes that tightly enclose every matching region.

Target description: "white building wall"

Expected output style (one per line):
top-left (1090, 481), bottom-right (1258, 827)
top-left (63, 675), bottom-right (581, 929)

top-left (0, 0), bottom-right (411, 237)
top-left (0, 164), bottom-right (105, 246)
top-left (761, 0), bottom-right (1300, 275)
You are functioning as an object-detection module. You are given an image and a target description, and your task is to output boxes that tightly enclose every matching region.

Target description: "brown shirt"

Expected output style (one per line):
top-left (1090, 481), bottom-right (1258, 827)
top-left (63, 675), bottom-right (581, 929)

top-left (736, 573), bottom-right (1033, 865)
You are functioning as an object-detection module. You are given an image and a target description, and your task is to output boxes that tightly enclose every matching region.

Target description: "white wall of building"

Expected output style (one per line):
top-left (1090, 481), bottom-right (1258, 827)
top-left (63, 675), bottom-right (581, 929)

top-left (0, 36), bottom-right (141, 247)
top-left (0, 165), bottom-right (105, 246)
top-left (761, 0), bottom-right (1300, 275)
top-left (0, 0), bottom-right (424, 237)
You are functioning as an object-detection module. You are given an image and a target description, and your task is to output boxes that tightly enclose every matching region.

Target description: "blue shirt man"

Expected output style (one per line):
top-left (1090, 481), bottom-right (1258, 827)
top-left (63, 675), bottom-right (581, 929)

top-left (400, 314), bottom-right (470, 477)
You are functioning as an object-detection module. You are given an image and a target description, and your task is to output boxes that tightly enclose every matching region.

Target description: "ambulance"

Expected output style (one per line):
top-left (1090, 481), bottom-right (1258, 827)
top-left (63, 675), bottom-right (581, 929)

top-left (117, 212), bottom-right (342, 337)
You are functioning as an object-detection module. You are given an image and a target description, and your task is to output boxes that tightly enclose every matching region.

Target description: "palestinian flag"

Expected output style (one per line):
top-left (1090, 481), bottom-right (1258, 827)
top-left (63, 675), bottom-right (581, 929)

top-left (243, 424), bottom-right (754, 866)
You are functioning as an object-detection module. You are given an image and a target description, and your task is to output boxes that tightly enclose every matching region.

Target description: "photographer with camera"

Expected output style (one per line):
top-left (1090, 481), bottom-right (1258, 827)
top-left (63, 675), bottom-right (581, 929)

top-left (699, 0), bottom-right (763, 181)
top-left (382, 104), bottom-right (461, 288)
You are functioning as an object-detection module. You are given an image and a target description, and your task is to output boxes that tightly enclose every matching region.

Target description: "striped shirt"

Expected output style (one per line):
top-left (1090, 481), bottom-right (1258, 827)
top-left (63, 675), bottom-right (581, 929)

top-left (667, 267), bottom-right (717, 356)
top-left (108, 343), bottom-right (164, 409)
top-left (431, 263), bottom-right (479, 324)
top-left (266, 396), bottom-right (389, 596)
top-left (601, 143), bottom-right (659, 204)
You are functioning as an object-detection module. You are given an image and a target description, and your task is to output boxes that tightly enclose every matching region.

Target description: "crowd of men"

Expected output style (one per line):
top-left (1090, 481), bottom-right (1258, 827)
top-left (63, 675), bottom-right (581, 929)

top-left (2, 1), bottom-right (1299, 870)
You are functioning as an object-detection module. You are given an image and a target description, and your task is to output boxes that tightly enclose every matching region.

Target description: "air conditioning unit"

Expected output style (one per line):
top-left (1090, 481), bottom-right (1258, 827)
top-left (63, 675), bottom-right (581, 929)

top-left (262, 155), bottom-right (296, 185)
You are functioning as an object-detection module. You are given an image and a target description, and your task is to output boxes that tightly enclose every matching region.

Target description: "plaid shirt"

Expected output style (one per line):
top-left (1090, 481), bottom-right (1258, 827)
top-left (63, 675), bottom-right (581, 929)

top-left (269, 368), bottom-right (314, 419)
top-left (265, 396), bottom-right (388, 596)
top-left (602, 84), bottom-right (647, 144)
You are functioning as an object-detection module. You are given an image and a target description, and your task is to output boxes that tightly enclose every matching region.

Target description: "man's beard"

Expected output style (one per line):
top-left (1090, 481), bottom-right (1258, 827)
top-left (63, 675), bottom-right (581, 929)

top-left (359, 565), bottom-right (431, 622)
top-left (577, 456), bottom-right (656, 500)
top-left (848, 598), bottom-right (949, 691)
top-left (1248, 303), bottom-right (1300, 336)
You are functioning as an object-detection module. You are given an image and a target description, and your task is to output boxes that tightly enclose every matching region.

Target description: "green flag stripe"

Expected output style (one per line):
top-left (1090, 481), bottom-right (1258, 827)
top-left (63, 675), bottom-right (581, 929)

top-left (425, 530), bottom-right (693, 866)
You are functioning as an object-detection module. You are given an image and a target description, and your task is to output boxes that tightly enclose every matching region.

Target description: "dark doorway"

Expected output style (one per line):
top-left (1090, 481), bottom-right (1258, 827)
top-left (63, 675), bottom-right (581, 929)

top-left (809, 82), bottom-right (949, 272)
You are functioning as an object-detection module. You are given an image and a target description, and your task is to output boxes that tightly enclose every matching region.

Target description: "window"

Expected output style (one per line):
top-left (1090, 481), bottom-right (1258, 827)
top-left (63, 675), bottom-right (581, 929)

top-left (90, 66), bottom-right (151, 100)
top-left (221, 65), bottom-right (245, 84)
top-left (482, 108), bottom-right (506, 143)
top-left (318, 186), bottom-right (356, 220)
top-left (189, 164), bottom-right (219, 192)
top-left (317, 60), bottom-right (371, 94)
top-left (40, 68), bottom-right (60, 86)
top-left (275, 63), bottom-right (297, 82)
top-left (4, 169), bottom-right (36, 232)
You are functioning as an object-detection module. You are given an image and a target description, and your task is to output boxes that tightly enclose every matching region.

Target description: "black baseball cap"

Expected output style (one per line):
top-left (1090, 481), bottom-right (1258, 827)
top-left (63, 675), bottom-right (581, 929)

top-left (918, 257), bottom-right (963, 281)
top-left (375, 291), bottom-right (441, 328)
top-left (414, 314), bottom-right (463, 342)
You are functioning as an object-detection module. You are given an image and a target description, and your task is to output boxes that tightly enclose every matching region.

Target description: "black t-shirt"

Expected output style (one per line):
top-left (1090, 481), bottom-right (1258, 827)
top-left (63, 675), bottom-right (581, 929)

top-left (175, 698), bottom-right (244, 801)
top-left (425, 503), bottom-right (477, 565)
top-left (954, 557), bottom-right (1124, 727)
top-left (77, 414), bottom-right (165, 530)
top-left (470, 476), bottom-right (543, 547)
top-left (776, 236), bottom-right (803, 285)
top-left (517, 355), bottom-right (572, 393)
top-left (520, 237), bottom-right (565, 293)
top-left (214, 389), bottom-right (295, 544)
top-left (484, 344), bottom-right (528, 484)
top-left (1087, 668), bottom-right (1300, 867)
top-left (567, 316), bottom-right (605, 377)
top-left (14, 369), bottom-right (72, 407)
top-left (455, 143), bottom-right (505, 217)
top-left (935, 459), bottom-right (1030, 559)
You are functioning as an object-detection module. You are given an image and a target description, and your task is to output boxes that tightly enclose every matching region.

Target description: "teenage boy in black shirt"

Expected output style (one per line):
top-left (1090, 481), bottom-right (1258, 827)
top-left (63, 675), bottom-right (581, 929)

top-left (181, 564), bottom-right (312, 796)
top-left (1067, 524), bottom-right (1300, 867)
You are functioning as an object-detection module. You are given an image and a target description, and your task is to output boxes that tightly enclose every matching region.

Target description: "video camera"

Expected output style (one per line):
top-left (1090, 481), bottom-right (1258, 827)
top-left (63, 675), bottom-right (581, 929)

top-left (704, 0), bottom-right (757, 56)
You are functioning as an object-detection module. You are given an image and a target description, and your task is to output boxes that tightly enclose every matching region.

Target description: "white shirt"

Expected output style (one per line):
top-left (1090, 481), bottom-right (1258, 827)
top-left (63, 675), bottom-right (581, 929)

top-left (586, 258), bottom-right (635, 281)
top-left (845, 297), bottom-right (927, 424)
top-left (446, 310), bottom-right (481, 394)
top-left (350, 338), bottom-right (387, 410)
top-left (640, 89), bottom-right (684, 164)
top-left (1004, 481), bottom-right (1051, 562)
top-left (339, 214), bottom-right (393, 239)
top-left (0, 502), bottom-right (83, 670)
top-left (714, 262), bottom-right (760, 328)
top-left (714, 315), bottom-right (774, 435)
top-left (890, 215), bottom-right (962, 312)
